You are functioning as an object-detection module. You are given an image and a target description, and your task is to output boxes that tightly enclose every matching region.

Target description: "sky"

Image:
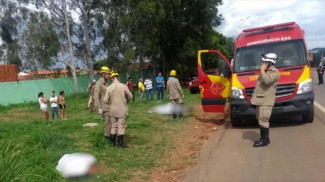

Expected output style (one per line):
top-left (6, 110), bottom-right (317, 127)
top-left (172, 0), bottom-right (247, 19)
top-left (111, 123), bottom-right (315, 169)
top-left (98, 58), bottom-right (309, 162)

top-left (215, 0), bottom-right (325, 49)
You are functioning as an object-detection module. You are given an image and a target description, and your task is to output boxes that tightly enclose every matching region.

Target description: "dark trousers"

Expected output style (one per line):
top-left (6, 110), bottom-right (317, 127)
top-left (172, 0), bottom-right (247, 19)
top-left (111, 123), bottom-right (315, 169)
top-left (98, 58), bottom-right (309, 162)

top-left (131, 91), bottom-right (135, 102)
top-left (318, 72), bottom-right (324, 84)
top-left (157, 87), bottom-right (164, 100)
top-left (146, 89), bottom-right (153, 100)
top-left (128, 91), bottom-right (135, 102)
top-left (51, 107), bottom-right (59, 120)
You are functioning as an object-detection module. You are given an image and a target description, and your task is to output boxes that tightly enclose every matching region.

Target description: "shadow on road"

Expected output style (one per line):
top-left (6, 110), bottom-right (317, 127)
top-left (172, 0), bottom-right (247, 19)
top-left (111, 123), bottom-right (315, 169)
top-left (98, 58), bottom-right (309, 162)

top-left (242, 131), bottom-right (259, 142)
top-left (230, 115), bottom-right (305, 129)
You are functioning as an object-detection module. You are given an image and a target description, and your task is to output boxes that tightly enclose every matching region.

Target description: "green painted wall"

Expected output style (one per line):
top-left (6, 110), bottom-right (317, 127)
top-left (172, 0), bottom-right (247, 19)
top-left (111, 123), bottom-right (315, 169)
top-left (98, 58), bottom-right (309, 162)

top-left (0, 71), bottom-right (150, 106)
top-left (0, 76), bottom-right (100, 106)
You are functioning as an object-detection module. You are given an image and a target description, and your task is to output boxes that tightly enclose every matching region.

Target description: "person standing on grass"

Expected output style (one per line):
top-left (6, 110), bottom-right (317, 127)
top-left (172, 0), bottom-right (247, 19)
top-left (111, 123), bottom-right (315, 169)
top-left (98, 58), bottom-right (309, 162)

top-left (126, 77), bottom-right (135, 102)
top-left (50, 91), bottom-right (60, 120)
top-left (87, 79), bottom-right (97, 112)
top-left (167, 70), bottom-right (184, 119)
top-left (156, 72), bottom-right (165, 101)
top-left (104, 72), bottom-right (133, 148)
top-left (138, 78), bottom-right (145, 102)
top-left (94, 66), bottom-right (111, 141)
top-left (59, 91), bottom-right (66, 120)
top-left (38, 92), bottom-right (49, 121)
top-left (144, 77), bottom-right (153, 101)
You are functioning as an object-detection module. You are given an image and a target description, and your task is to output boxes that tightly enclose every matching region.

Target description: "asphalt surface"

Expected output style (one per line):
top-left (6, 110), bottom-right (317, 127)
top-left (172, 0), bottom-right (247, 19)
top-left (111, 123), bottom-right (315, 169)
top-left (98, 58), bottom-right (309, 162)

top-left (182, 69), bottom-right (325, 182)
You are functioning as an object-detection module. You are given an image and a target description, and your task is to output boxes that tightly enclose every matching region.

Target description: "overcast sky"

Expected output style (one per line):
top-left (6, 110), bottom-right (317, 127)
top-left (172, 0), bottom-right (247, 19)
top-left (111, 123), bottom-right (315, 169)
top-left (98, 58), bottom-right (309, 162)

top-left (215, 0), bottom-right (325, 49)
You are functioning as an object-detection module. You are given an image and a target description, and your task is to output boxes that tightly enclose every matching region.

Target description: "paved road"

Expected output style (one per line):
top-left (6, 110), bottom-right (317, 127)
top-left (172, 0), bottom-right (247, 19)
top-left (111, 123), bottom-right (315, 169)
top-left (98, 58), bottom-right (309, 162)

top-left (182, 70), bottom-right (325, 182)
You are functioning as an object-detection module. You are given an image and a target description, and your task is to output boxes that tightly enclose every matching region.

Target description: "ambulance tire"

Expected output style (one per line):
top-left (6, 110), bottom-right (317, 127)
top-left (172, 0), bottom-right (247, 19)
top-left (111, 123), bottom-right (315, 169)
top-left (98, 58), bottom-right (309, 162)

top-left (231, 115), bottom-right (241, 127)
top-left (190, 90), bottom-right (197, 94)
top-left (302, 107), bottom-right (314, 123)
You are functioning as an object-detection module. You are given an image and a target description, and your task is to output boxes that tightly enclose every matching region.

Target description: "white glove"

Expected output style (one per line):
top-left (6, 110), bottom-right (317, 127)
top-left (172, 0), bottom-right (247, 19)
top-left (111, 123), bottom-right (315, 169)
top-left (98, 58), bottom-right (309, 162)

top-left (98, 109), bottom-right (103, 114)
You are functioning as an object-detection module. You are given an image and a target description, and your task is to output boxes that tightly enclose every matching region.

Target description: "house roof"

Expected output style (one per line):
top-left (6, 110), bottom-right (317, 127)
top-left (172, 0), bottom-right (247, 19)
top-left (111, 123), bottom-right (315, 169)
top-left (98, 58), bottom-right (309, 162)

top-left (128, 62), bottom-right (151, 71)
top-left (28, 69), bottom-right (90, 75)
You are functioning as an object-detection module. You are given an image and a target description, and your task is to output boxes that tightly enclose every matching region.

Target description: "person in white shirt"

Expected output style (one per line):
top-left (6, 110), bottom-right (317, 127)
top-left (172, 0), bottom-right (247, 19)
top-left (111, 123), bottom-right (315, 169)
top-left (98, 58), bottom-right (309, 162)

top-left (144, 77), bottom-right (153, 101)
top-left (50, 91), bottom-right (60, 120)
top-left (38, 92), bottom-right (49, 121)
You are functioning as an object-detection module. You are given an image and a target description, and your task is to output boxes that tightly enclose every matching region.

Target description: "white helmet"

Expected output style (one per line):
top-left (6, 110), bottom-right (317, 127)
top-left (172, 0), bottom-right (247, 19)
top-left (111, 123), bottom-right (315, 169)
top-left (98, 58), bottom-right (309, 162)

top-left (261, 53), bottom-right (277, 64)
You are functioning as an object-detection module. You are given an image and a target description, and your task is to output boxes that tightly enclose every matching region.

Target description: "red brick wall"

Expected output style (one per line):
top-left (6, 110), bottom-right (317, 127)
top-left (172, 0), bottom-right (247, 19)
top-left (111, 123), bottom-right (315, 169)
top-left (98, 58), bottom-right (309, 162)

top-left (0, 65), bottom-right (18, 82)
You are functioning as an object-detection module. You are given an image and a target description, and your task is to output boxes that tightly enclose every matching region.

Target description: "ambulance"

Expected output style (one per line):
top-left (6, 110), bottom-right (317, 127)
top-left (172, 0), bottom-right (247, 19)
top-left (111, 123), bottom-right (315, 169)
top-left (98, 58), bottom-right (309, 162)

top-left (198, 22), bottom-right (314, 127)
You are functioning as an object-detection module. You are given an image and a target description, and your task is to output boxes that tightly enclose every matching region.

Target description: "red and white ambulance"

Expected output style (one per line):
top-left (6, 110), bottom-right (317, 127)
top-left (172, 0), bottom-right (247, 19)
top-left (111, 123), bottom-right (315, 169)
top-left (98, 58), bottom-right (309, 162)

top-left (198, 22), bottom-right (314, 127)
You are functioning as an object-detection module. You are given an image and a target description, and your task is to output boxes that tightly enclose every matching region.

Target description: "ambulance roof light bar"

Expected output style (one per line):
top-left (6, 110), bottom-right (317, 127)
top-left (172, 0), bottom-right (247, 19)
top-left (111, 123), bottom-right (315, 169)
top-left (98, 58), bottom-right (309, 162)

top-left (243, 22), bottom-right (295, 33)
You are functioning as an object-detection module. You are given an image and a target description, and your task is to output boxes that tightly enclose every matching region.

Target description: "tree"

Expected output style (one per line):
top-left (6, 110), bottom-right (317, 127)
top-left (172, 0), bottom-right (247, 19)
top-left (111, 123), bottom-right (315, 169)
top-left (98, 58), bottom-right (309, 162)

top-left (103, 0), bottom-right (140, 72)
top-left (0, 0), bottom-right (28, 69)
top-left (102, 0), bottom-right (226, 81)
top-left (69, 0), bottom-right (106, 82)
top-left (24, 0), bottom-right (79, 93)
top-left (21, 12), bottom-right (61, 71)
top-left (134, 0), bottom-right (224, 80)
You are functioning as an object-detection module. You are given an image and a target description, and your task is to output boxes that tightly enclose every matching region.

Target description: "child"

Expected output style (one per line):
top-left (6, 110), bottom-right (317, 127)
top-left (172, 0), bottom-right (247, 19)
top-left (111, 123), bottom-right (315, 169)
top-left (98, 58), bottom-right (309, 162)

top-left (59, 91), bottom-right (66, 120)
top-left (50, 91), bottom-right (60, 120)
top-left (38, 92), bottom-right (49, 121)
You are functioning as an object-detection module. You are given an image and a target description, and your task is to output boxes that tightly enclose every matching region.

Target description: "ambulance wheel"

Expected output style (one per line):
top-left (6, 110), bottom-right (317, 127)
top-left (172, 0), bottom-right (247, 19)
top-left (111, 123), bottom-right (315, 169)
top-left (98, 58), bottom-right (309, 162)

top-left (190, 90), bottom-right (197, 94)
top-left (231, 115), bottom-right (241, 127)
top-left (302, 107), bottom-right (314, 123)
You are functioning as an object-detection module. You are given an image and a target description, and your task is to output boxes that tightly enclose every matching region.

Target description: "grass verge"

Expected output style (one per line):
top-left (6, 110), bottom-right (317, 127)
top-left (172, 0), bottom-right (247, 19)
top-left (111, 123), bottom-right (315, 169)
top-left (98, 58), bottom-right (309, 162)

top-left (0, 88), bottom-right (201, 181)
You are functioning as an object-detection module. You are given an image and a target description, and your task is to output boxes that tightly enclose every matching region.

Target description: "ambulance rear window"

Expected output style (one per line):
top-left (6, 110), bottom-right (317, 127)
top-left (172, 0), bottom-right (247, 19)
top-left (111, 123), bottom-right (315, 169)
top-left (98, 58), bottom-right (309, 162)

top-left (234, 40), bottom-right (307, 72)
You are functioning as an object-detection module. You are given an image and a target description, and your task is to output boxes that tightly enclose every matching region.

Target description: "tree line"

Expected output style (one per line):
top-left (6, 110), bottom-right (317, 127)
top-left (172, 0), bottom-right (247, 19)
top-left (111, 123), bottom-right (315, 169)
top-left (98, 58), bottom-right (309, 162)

top-left (0, 0), bottom-right (234, 93)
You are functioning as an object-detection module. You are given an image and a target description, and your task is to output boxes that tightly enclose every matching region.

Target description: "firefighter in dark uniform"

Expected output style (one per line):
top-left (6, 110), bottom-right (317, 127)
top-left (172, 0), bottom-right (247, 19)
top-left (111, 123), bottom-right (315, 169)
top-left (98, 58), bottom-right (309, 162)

top-left (317, 60), bottom-right (324, 84)
top-left (251, 53), bottom-right (280, 147)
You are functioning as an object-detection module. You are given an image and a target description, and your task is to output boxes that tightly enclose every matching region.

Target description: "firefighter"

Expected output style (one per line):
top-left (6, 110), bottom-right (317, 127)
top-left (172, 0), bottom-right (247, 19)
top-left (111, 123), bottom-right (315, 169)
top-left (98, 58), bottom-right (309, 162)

top-left (167, 70), bottom-right (184, 119)
top-left (94, 66), bottom-right (111, 141)
top-left (103, 72), bottom-right (133, 148)
top-left (317, 60), bottom-right (324, 84)
top-left (251, 53), bottom-right (279, 147)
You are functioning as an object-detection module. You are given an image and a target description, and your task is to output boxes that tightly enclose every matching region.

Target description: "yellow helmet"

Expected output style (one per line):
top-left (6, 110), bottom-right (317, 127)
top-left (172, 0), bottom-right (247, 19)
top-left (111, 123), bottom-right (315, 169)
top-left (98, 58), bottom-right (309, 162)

top-left (100, 66), bottom-right (110, 74)
top-left (110, 72), bottom-right (119, 78)
top-left (170, 70), bottom-right (176, 76)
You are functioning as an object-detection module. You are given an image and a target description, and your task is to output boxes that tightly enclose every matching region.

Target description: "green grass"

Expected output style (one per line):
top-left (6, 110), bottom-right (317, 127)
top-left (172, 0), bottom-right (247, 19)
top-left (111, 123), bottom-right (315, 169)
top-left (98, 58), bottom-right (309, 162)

top-left (0, 89), bottom-right (200, 182)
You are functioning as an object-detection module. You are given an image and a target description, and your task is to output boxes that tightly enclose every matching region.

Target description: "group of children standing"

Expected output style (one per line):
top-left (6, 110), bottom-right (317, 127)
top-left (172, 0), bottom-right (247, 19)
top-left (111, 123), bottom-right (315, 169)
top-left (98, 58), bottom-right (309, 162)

top-left (38, 91), bottom-right (66, 121)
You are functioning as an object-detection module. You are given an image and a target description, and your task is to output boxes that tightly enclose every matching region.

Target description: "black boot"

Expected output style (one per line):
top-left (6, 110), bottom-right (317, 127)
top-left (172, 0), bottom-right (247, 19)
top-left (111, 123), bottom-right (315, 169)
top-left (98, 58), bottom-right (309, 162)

top-left (110, 134), bottom-right (116, 147)
top-left (117, 135), bottom-right (127, 148)
top-left (254, 127), bottom-right (270, 144)
top-left (178, 113), bottom-right (183, 118)
top-left (172, 114), bottom-right (177, 119)
top-left (264, 128), bottom-right (270, 144)
top-left (253, 127), bottom-right (270, 147)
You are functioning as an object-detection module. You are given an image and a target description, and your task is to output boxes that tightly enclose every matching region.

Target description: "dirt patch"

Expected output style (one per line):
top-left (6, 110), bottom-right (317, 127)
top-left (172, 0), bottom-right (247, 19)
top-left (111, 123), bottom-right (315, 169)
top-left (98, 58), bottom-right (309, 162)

top-left (8, 108), bottom-right (29, 113)
top-left (0, 108), bottom-right (40, 122)
top-left (150, 105), bottom-right (224, 182)
top-left (97, 160), bottom-right (114, 174)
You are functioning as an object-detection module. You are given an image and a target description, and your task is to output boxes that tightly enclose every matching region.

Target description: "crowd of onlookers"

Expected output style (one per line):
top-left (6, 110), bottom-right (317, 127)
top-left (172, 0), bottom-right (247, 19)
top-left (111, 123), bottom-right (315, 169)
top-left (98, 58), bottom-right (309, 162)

top-left (38, 72), bottom-right (168, 121)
